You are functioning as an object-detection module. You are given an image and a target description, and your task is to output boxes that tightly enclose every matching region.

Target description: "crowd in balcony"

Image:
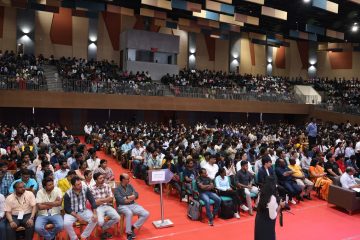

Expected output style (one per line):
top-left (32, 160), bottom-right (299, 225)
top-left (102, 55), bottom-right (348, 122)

top-left (56, 57), bottom-right (164, 96)
top-left (0, 51), bottom-right (46, 90)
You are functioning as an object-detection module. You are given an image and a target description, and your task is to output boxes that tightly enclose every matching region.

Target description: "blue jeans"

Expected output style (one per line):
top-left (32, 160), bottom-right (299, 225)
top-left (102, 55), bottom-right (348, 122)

top-left (282, 181), bottom-right (302, 198)
top-left (199, 191), bottom-right (221, 221)
top-left (0, 218), bottom-right (6, 240)
top-left (35, 214), bottom-right (64, 240)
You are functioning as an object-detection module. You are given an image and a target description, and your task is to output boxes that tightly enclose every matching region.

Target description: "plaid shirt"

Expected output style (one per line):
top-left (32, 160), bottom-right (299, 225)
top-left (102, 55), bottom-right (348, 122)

top-left (63, 186), bottom-right (97, 214)
top-left (91, 183), bottom-right (113, 206)
top-left (0, 172), bottom-right (14, 196)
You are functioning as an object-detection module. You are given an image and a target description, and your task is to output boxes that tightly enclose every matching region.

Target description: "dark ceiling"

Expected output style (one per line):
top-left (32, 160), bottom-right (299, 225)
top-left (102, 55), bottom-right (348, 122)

top-left (101, 0), bottom-right (360, 43)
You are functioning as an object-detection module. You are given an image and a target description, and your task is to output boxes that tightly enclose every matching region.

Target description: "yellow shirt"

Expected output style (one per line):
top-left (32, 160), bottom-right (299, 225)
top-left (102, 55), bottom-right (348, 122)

top-left (57, 178), bottom-right (71, 195)
top-left (288, 164), bottom-right (304, 178)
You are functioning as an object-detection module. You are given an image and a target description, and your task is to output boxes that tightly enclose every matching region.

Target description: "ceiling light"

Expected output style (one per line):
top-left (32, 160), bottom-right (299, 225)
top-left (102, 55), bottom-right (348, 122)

top-left (303, 0), bottom-right (311, 3)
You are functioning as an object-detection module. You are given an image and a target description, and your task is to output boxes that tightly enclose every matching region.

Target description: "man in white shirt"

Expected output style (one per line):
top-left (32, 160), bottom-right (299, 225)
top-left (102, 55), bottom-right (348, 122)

top-left (340, 167), bottom-right (360, 196)
top-left (84, 122), bottom-right (93, 144)
top-left (86, 148), bottom-right (100, 171)
top-left (35, 178), bottom-right (63, 239)
top-left (131, 141), bottom-right (144, 179)
top-left (204, 155), bottom-right (219, 180)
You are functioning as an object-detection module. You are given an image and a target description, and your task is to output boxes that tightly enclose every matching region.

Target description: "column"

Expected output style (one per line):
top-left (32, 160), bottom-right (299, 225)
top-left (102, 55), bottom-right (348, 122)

top-left (266, 45), bottom-right (273, 76)
top-left (88, 15), bottom-right (99, 60)
top-left (229, 32), bottom-right (240, 73)
top-left (308, 41), bottom-right (318, 78)
top-left (188, 32), bottom-right (196, 69)
top-left (16, 8), bottom-right (35, 55)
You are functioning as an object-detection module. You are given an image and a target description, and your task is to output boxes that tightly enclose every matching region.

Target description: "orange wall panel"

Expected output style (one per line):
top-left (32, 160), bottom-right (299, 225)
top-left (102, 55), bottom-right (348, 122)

top-left (328, 51), bottom-right (352, 69)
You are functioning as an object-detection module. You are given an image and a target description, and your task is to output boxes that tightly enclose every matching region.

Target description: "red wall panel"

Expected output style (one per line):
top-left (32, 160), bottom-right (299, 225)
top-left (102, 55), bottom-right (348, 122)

top-left (296, 41), bottom-right (309, 69)
top-left (50, 7), bottom-right (72, 45)
top-left (102, 12), bottom-right (121, 51)
top-left (204, 35), bottom-right (215, 61)
top-left (275, 46), bottom-right (286, 69)
top-left (329, 51), bottom-right (352, 69)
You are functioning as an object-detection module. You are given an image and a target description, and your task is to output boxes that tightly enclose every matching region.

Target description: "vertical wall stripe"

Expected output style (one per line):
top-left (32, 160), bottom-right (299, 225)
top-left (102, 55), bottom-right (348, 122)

top-left (102, 11), bottom-right (121, 51)
top-left (275, 46), bottom-right (285, 69)
top-left (0, 7), bottom-right (4, 38)
top-left (296, 41), bottom-right (309, 69)
top-left (50, 7), bottom-right (72, 45)
top-left (249, 41), bottom-right (255, 66)
top-left (204, 35), bottom-right (215, 61)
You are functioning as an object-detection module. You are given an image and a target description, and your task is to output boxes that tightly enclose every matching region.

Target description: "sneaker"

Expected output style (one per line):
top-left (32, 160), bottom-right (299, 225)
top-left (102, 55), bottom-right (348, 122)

top-left (131, 226), bottom-right (136, 239)
top-left (234, 212), bottom-right (240, 219)
top-left (101, 232), bottom-right (113, 239)
top-left (181, 197), bottom-right (188, 203)
top-left (132, 175), bottom-right (137, 179)
top-left (304, 195), bottom-right (312, 200)
top-left (127, 234), bottom-right (133, 240)
top-left (208, 220), bottom-right (214, 226)
top-left (290, 199), bottom-right (297, 205)
top-left (249, 210), bottom-right (254, 216)
top-left (240, 205), bottom-right (249, 211)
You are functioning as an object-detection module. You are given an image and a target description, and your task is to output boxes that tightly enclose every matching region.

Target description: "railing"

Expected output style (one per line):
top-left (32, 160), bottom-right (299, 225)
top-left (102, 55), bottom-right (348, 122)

top-left (316, 104), bottom-right (360, 116)
top-left (170, 85), bottom-right (299, 103)
top-left (0, 77), bottom-right (48, 91)
top-left (61, 78), bottom-right (165, 96)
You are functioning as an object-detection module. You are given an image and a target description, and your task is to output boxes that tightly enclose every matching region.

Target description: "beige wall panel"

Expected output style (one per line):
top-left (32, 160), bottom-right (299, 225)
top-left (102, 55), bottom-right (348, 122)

top-left (214, 38), bottom-right (229, 72)
top-left (196, 33), bottom-right (215, 70)
top-left (240, 37), bottom-right (251, 74)
top-left (288, 40), bottom-right (307, 78)
top-left (121, 15), bottom-right (136, 32)
top-left (173, 29), bottom-right (188, 70)
top-left (97, 13), bottom-right (119, 63)
top-left (72, 16), bottom-right (88, 59)
top-left (158, 27), bottom-right (172, 34)
top-left (35, 11), bottom-right (72, 58)
top-left (0, 7), bottom-right (16, 52)
top-left (253, 44), bottom-right (265, 75)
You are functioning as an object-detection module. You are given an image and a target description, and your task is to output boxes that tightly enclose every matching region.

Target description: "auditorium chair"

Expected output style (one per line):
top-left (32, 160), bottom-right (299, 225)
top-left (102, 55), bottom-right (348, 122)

top-left (328, 179), bottom-right (360, 214)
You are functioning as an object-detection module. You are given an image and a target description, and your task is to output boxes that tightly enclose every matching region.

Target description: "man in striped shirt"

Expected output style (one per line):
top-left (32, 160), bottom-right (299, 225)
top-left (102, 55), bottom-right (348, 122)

top-left (63, 176), bottom-right (97, 240)
top-left (91, 172), bottom-right (120, 239)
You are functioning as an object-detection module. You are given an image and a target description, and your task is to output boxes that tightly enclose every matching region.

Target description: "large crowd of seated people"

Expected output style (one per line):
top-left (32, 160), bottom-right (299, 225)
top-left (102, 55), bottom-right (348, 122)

top-left (57, 57), bottom-right (164, 96)
top-left (88, 119), bottom-right (360, 225)
top-left (0, 50), bottom-right (46, 90)
top-left (0, 119), bottom-right (359, 239)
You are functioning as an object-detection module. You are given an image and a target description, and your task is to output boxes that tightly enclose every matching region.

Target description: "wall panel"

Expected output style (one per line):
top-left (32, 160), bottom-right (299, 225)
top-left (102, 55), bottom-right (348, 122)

top-left (0, 7), bottom-right (16, 52)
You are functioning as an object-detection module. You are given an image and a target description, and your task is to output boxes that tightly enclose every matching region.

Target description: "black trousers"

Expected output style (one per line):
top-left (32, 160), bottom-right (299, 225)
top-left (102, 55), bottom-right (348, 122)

top-left (219, 190), bottom-right (241, 212)
top-left (308, 136), bottom-right (317, 150)
top-left (7, 213), bottom-right (34, 240)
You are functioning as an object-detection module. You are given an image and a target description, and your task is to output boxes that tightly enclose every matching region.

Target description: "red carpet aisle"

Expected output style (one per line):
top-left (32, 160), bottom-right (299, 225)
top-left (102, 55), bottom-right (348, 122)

top-left (76, 137), bottom-right (360, 240)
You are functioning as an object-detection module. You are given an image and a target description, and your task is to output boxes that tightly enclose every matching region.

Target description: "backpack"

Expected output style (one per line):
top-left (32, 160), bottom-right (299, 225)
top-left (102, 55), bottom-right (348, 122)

top-left (219, 200), bottom-right (234, 219)
top-left (187, 199), bottom-right (200, 220)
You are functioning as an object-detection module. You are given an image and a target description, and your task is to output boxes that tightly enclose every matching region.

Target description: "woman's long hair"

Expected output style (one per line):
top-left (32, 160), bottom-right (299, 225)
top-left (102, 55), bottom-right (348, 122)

top-left (257, 176), bottom-right (279, 212)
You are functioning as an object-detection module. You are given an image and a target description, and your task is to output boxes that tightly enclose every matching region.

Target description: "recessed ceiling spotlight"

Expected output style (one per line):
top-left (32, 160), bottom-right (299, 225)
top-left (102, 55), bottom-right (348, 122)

top-left (303, 0), bottom-right (311, 3)
top-left (352, 23), bottom-right (359, 32)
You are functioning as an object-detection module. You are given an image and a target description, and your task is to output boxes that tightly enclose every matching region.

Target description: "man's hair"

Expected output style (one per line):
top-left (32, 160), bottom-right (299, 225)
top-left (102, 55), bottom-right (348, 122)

top-left (41, 160), bottom-right (50, 168)
top-left (346, 167), bottom-right (354, 174)
top-left (120, 174), bottom-right (127, 181)
top-left (70, 176), bottom-right (81, 185)
top-left (67, 170), bottom-right (76, 177)
top-left (21, 169), bottom-right (31, 176)
top-left (44, 170), bottom-right (53, 179)
top-left (326, 153), bottom-right (333, 160)
top-left (93, 172), bottom-right (103, 181)
top-left (14, 181), bottom-right (24, 189)
top-left (199, 168), bottom-right (207, 175)
top-left (100, 159), bottom-right (107, 165)
top-left (241, 160), bottom-right (248, 167)
top-left (262, 156), bottom-right (272, 166)
top-left (84, 170), bottom-right (92, 177)
top-left (42, 177), bottom-right (54, 187)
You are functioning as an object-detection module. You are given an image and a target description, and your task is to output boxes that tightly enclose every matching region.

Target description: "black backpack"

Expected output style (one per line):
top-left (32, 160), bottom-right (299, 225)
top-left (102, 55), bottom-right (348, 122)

top-left (219, 200), bottom-right (234, 219)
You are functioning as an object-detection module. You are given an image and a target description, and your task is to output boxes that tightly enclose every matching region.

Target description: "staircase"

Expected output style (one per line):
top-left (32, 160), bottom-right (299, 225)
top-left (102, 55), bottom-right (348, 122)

top-left (43, 64), bottom-right (62, 91)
